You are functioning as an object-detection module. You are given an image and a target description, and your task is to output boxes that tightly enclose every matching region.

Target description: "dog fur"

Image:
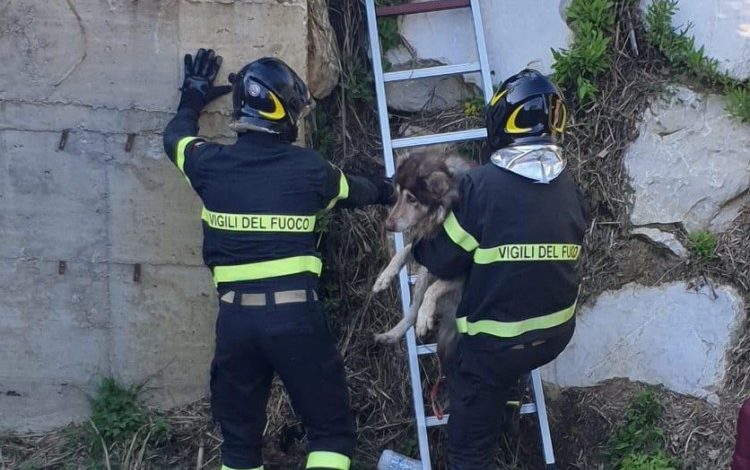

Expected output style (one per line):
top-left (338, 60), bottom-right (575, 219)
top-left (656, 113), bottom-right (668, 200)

top-left (373, 151), bottom-right (475, 361)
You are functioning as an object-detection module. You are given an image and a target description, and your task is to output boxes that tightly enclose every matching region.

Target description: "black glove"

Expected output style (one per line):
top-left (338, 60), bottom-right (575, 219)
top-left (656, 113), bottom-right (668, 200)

top-left (376, 176), bottom-right (395, 206)
top-left (178, 48), bottom-right (232, 112)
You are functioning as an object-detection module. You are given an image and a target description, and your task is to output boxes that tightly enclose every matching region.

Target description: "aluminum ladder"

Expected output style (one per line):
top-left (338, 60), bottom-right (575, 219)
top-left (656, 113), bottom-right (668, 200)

top-left (362, 1), bottom-right (558, 468)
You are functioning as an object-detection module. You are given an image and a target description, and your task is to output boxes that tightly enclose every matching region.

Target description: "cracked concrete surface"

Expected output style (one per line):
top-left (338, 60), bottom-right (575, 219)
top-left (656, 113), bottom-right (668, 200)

top-left (0, 0), bottom-right (308, 432)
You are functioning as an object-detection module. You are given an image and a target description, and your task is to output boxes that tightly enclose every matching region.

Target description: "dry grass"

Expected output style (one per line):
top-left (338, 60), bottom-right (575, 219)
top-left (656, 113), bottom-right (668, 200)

top-left (3, 0), bottom-right (749, 469)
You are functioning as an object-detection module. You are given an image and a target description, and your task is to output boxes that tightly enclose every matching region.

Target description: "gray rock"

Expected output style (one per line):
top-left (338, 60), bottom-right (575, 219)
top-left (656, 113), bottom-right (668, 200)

top-left (384, 48), bottom-right (476, 112)
top-left (625, 87), bottom-right (750, 232)
top-left (631, 227), bottom-right (689, 258)
top-left (542, 281), bottom-right (744, 402)
top-left (307, 0), bottom-right (341, 99)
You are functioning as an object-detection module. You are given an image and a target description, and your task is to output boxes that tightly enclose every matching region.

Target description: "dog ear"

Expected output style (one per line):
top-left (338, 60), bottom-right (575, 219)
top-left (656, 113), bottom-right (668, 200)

top-left (426, 171), bottom-right (452, 197)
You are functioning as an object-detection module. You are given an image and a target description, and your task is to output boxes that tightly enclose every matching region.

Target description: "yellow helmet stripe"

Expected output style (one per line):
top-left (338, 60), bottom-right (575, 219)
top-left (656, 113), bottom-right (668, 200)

top-left (258, 91), bottom-right (287, 120)
top-left (505, 104), bottom-right (533, 133)
top-left (490, 88), bottom-right (508, 106)
top-left (553, 101), bottom-right (567, 133)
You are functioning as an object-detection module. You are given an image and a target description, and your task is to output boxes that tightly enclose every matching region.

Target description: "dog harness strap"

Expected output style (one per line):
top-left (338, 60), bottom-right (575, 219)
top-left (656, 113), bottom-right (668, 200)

top-left (443, 211), bottom-right (479, 252)
top-left (306, 451), bottom-right (351, 469)
top-left (455, 298), bottom-right (577, 338)
top-left (222, 466), bottom-right (263, 470)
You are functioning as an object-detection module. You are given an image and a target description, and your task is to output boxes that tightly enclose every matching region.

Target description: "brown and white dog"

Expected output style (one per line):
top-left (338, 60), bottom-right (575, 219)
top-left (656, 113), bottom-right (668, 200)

top-left (373, 151), bottom-right (475, 361)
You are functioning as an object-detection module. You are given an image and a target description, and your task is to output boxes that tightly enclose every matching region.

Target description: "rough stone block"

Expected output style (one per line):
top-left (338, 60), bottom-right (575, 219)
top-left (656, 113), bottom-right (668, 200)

top-left (108, 263), bottom-right (216, 409)
top-left (0, 130), bottom-right (108, 261)
top-left (0, 259), bottom-right (109, 431)
top-left (108, 134), bottom-right (204, 265)
top-left (625, 88), bottom-right (750, 232)
top-left (542, 281), bottom-right (744, 402)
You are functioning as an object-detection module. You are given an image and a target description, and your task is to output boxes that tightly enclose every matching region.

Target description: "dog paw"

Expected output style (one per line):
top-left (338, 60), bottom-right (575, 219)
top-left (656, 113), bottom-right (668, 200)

top-left (374, 332), bottom-right (401, 344)
top-left (415, 312), bottom-right (434, 338)
top-left (372, 271), bottom-right (394, 293)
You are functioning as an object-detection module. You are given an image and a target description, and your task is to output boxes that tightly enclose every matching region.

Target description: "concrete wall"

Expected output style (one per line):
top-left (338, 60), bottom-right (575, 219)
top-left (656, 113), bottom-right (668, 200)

top-left (0, 0), bottom-right (308, 432)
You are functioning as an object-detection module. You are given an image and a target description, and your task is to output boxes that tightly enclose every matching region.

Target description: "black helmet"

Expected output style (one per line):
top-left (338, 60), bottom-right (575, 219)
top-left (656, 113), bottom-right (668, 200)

top-left (485, 69), bottom-right (567, 151)
top-left (230, 57), bottom-right (313, 141)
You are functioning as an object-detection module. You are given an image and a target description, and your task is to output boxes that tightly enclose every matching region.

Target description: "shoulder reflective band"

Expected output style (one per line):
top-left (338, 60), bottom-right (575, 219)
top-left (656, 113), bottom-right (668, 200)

top-left (325, 170), bottom-right (350, 210)
top-left (202, 208), bottom-right (316, 233)
top-left (306, 451), bottom-right (351, 470)
top-left (456, 299), bottom-right (577, 338)
top-left (443, 212), bottom-right (479, 252)
top-left (222, 466), bottom-right (263, 470)
top-left (474, 243), bottom-right (581, 264)
top-left (212, 256), bottom-right (322, 285)
top-left (175, 136), bottom-right (201, 175)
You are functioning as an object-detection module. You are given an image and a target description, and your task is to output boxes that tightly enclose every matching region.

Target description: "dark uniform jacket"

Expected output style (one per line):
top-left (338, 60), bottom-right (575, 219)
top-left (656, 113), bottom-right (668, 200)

top-left (414, 159), bottom-right (587, 345)
top-left (163, 107), bottom-right (385, 290)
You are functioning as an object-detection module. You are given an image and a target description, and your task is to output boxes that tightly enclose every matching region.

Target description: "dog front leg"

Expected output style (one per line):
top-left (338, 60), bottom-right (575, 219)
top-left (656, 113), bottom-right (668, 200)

top-left (416, 279), bottom-right (462, 337)
top-left (375, 265), bottom-right (432, 344)
top-left (372, 243), bottom-right (413, 293)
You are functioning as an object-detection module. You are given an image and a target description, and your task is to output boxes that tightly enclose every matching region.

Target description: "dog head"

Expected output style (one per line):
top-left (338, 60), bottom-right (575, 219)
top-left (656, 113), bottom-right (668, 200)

top-left (385, 152), bottom-right (463, 237)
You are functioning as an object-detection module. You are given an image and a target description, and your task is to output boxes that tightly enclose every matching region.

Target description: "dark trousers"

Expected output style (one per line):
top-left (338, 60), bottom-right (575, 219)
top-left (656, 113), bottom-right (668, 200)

top-left (210, 287), bottom-right (355, 469)
top-left (447, 327), bottom-right (574, 470)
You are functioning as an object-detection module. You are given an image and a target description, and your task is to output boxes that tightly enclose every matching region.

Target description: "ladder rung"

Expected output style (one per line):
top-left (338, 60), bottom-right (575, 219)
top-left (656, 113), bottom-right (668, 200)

top-left (392, 128), bottom-right (487, 149)
top-left (426, 415), bottom-right (449, 427)
top-left (376, 0), bottom-right (470, 17)
top-left (383, 62), bottom-right (481, 82)
top-left (520, 403), bottom-right (537, 415)
top-left (426, 403), bottom-right (536, 428)
top-left (416, 343), bottom-right (437, 355)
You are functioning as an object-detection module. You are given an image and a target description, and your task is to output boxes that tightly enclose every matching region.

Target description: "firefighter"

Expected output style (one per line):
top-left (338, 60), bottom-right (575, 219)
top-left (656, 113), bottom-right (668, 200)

top-left (163, 49), bottom-right (393, 470)
top-left (412, 69), bottom-right (588, 468)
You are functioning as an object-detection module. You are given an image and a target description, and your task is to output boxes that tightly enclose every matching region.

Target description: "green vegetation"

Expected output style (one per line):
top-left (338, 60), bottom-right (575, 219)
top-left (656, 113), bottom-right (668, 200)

top-left (726, 87), bottom-right (750, 123)
top-left (645, 0), bottom-right (750, 122)
top-left (688, 230), bottom-right (717, 260)
top-left (552, 0), bottom-right (615, 103)
top-left (608, 390), bottom-right (677, 470)
top-left (87, 378), bottom-right (170, 464)
top-left (344, 58), bottom-right (376, 105)
top-left (462, 95), bottom-right (484, 118)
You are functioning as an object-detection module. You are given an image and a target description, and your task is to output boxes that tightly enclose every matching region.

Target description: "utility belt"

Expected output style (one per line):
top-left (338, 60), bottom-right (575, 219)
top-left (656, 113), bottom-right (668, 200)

top-left (220, 288), bottom-right (319, 307)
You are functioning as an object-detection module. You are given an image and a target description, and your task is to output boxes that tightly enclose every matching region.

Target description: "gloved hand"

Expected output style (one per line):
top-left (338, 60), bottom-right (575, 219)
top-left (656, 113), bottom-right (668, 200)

top-left (376, 176), bottom-right (395, 206)
top-left (178, 48), bottom-right (232, 112)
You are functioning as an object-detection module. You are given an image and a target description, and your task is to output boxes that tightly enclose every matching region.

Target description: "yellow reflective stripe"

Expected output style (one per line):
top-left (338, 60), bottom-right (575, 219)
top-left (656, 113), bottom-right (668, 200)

top-left (202, 208), bottom-right (316, 233)
top-left (443, 212), bottom-right (479, 252)
top-left (221, 465), bottom-right (263, 470)
top-left (175, 136), bottom-right (201, 175)
top-left (213, 256), bottom-right (322, 285)
top-left (474, 243), bottom-right (581, 264)
top-left (257, 91), bottom-right (286, 120)
top-left (306, 451), bottom-right (351, 470)
top-left (325, 171), bottom-right (350, 210)
top-left (456, 299), bottom-right (577, 338)
top-left (505, 105), bottom-right (533, 133)
top-left (490, 88), bottom-right (508, 106)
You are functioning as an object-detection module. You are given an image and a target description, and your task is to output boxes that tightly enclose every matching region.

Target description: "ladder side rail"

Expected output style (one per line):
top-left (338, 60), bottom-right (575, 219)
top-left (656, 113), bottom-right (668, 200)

top-left (469, 0), bottom-right (494, 103)
top-left (363, 1), bottom-right (432, 468)
top-left (531, 368), bottom-right (557, 468)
